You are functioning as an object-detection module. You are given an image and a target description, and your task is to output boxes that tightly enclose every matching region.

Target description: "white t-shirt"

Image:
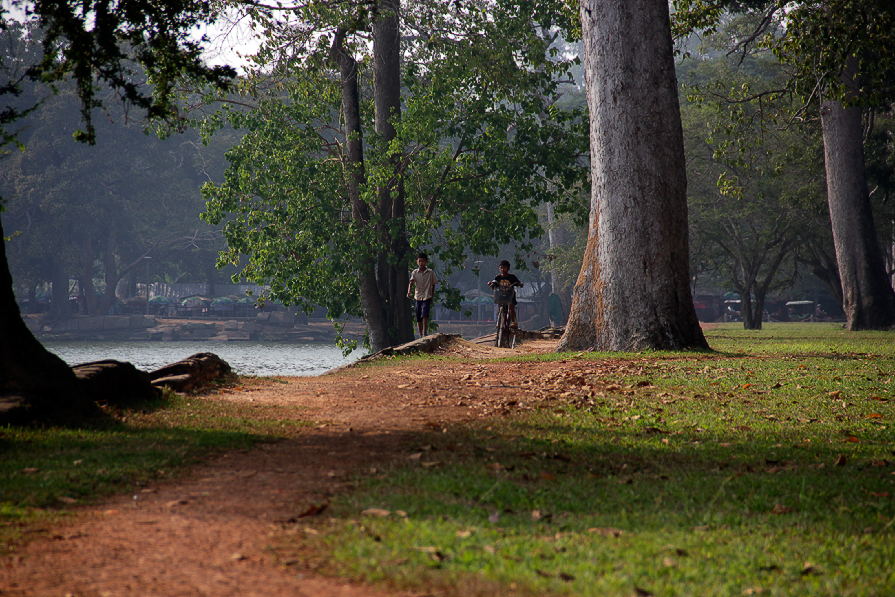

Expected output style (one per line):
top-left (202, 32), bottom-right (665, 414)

top-left (410, 268), bottom-right (437, 300)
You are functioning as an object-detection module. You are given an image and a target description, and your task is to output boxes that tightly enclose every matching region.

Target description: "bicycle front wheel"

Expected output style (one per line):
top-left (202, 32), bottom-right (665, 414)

top-left (496, 307), bottom-right (506, 348)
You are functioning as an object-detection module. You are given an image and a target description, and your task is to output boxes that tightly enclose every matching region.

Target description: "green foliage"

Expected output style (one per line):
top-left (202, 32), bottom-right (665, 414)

top-left (775, 0), bottom-right (895, 107)
top-left (201, 1), bottom-right (589, 324)
top-left (679, 50), bottom-right (825, 320)
top-left (674, 0), bottom-right (895, 309)
top-left (2, 0), bottom-right (234, 145)
top-left (203, 69), bottom-right (362, 318)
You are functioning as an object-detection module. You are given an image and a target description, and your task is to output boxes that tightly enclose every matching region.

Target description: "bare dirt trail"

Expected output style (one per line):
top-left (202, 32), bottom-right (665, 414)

top-left (2, 339), bottom-right (574, 597)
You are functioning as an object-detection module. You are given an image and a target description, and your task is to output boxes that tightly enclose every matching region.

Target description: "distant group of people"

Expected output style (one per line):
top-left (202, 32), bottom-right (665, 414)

top-left (408, 253), bottom-right (523, 338)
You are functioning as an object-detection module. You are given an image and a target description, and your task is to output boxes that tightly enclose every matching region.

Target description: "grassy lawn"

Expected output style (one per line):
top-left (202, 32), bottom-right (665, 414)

top-left (284, 324), bottom-right (895, 596)
top-left (2, 324), bottom-right (892, 595)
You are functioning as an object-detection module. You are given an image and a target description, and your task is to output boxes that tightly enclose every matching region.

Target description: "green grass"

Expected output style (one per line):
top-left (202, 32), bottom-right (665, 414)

top-left (0, 386), bottom-right (308, 545)
top-left (282, 324), bottom-right (895, 596)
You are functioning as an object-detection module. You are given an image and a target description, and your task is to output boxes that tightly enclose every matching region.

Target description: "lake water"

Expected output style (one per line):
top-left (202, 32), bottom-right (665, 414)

top-left (43, 341), bottom-right (362, 377)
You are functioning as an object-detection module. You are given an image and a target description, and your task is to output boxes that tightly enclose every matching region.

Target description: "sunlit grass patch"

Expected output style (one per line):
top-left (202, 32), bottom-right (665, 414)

top-left (703, 322), bottom-right (894, 357)
top-left (284, 324), bottom-right (895, 596)
top-left (289, 413), bottom-right (895, 595)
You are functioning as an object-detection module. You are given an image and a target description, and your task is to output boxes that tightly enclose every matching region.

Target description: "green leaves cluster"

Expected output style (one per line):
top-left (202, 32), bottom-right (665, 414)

top-left (2, 0), bottom-right (235, 145)
top-left (674, 0), bottom-right (895, 316)
top-left (201, 0), bottom-right (589, 322)
top-left (775, 0), bottom-right (895, 107)
top-left (203, 71), bottom-right (362, 318)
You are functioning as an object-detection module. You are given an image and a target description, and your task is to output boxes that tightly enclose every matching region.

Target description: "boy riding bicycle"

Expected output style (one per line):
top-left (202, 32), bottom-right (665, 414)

top-left (487, 260), bottom-right (523, 328)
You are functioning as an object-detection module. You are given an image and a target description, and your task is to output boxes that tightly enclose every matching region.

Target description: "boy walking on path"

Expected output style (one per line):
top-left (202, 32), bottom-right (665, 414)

top-left (407, 253), bottom-right (437, 338)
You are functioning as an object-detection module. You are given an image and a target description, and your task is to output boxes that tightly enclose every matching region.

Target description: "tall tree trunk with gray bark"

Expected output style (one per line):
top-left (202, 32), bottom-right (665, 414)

top-left (558, 0), bottom-right (707, 351)
top-left (820, 58), bottom-right (895, 330)
top-left (374, 0), bottom-right (414, 346)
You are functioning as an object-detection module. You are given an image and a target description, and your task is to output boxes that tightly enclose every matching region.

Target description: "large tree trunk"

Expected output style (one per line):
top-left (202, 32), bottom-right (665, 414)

top-left (373, 0), bottom-right (413, 346)
top-left (0, 217), bottom-right (88, 417)
top-left (820, 58), bottom-right (895, 330)
top-left (558, 0), bottom-right (707, 352)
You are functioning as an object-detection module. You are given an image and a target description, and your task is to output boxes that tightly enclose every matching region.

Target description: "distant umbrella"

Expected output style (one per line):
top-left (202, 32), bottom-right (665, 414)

top-left (149, 296), bottom-right (173, 304)
top-left (179, 295), bottom-right (211, 307)
top-left (211, 296), bottom-right (235, 306)
top-left (464, 289), bottom-right (490, 300)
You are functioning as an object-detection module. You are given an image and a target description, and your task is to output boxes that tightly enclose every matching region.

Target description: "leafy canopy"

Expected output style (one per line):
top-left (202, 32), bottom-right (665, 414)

top-left (201, 0), bottom-right (589, 323)
top-left (2, 0), bottom-right (235, 144)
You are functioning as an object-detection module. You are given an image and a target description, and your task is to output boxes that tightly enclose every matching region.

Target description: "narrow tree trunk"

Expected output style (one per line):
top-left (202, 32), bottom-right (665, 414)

top-left (821, 59), bottom-right (895, 330)
top-left (803, 237), bottom-right (844, 311)
top-left (740, 292), bottom-right (758, 330)
top-left (0, 217), bottom-right (87, 416)
top-left (559, 0), bottom-right (707, 351)
top-left (331, 28), bottom-right (391, 351)
top-left (48, 260), bottom-right (70, 321)
top-left (734, 236), bottom-right (791, 331)
top-left (80, 237), bottom-right (98, 315)
top-left (96, 232), bottom-right (119, 315)
top-left (545, 202), bottom-right (569, 298)
top-left (741, 293), bottom-right (767, 331)
top-left (373, 0), bottom-right (413, 345)
top-left (204, 260), bottom-right (215, 298)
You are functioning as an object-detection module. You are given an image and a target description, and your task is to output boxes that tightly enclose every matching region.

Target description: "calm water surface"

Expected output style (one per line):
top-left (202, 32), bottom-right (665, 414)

top-left (43, 341), bottom-right (362, 377)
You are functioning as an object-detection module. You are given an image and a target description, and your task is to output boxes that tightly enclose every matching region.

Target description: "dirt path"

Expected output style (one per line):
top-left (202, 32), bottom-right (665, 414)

top-left (2, 338), bottom-right (589, 597)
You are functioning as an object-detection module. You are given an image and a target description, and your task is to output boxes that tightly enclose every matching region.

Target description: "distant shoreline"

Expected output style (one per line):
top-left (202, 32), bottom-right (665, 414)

top-left (26, 314), bottom-right (502, 343)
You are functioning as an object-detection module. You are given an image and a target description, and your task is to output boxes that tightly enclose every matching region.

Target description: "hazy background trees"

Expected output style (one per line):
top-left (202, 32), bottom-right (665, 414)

top-left (4, 0), bottom-right (894, 347)
top-left (672, 0), bottom-right (895, 329)
top-left (1, 0), bottom-right (234, 408)
top-left (0, 76), bottom-right (236, 318)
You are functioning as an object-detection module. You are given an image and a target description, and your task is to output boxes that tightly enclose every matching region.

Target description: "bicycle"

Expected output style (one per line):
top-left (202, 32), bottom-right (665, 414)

top-left (490, 282), bottom-right (520, 348)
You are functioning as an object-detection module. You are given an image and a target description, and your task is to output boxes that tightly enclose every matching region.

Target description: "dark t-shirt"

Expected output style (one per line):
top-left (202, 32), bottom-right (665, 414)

top-left (491, 273), bottom-right (521, 304)
top-left (492, 273), bottom-right (521, 288)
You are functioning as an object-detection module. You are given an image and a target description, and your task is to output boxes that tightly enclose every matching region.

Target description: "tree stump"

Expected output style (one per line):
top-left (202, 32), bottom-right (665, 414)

top-left (149, 352), bottom-right (233, 393)
top-left (72, 360), bottom-right (161, 407)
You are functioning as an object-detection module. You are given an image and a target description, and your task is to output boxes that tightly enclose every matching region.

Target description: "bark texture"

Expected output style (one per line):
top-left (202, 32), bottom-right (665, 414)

top-left (373, 0), bottom-right (414, 347)
top-left (331, 29), bottom-right (390, 352)
top-left (558, 0), bottom-right (707, 352)
top-left (331, 3), bottom-right (412, 352)
top-left (0, 217), bottom-right (91, 419)
top-left (820, 60), bottom-right (895, 330)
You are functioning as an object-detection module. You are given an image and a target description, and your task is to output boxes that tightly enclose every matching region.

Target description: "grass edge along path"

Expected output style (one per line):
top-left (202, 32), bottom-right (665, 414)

top-left (279, 324), bottom-right (895, 597)
top-left (0, 390), bottom-right (310, 545)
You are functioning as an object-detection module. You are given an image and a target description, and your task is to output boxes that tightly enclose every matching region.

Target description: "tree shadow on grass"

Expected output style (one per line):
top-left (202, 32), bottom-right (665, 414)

top-left (338, 423), bottom-right (894, 536)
